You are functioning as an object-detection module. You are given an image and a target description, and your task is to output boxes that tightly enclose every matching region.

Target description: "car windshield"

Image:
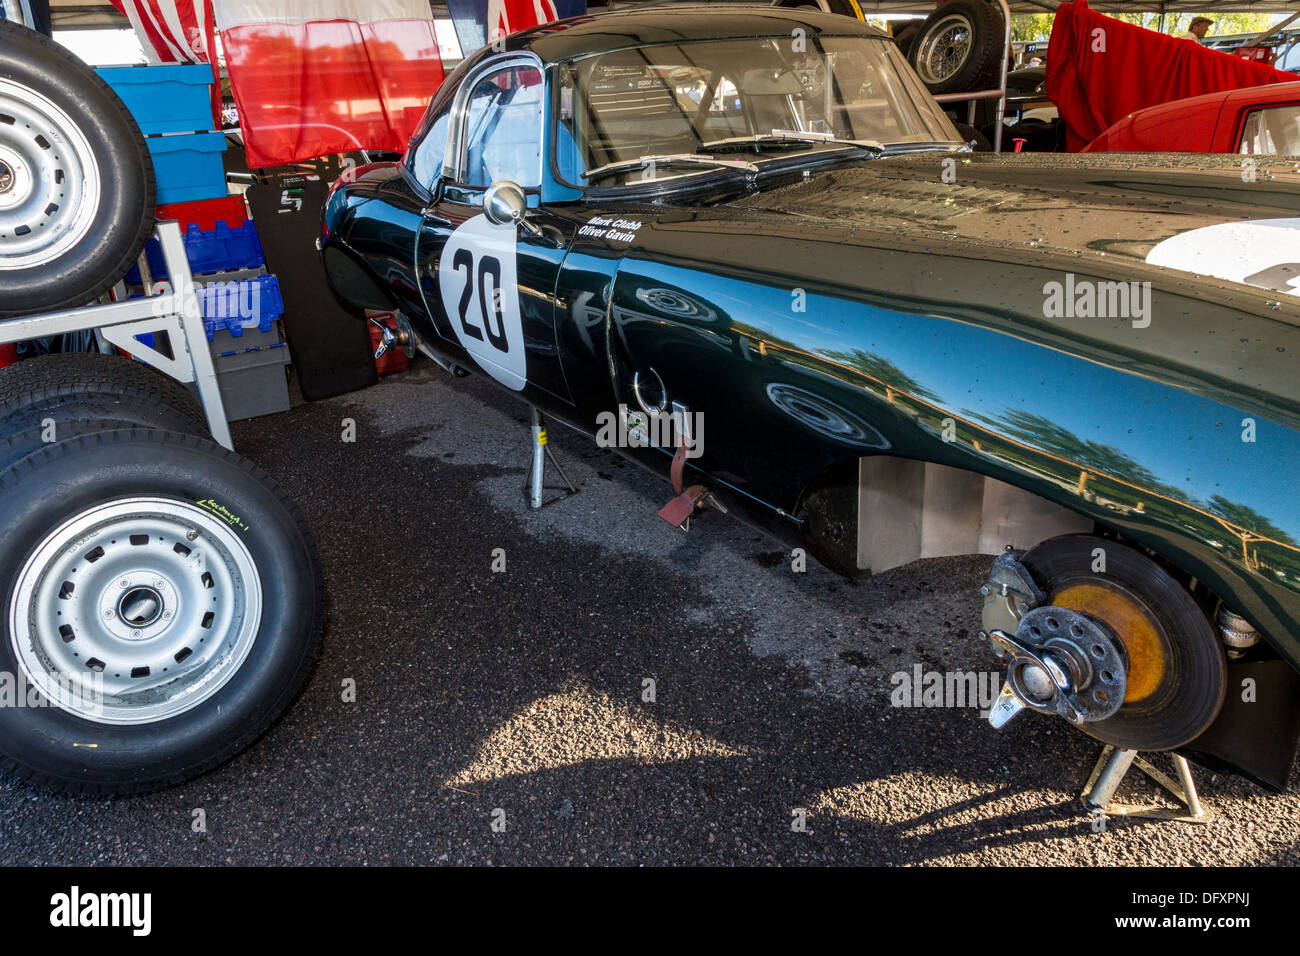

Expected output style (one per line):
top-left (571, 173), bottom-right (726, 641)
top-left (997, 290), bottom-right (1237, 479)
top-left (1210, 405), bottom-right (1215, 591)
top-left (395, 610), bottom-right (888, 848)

top-left (554, 34), bottom-right (961, 186)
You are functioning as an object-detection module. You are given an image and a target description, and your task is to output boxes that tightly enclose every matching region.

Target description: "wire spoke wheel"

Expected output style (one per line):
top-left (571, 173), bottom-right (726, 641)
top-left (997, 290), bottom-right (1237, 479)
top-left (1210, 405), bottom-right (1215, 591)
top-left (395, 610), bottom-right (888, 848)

top-left (9, 497), bottom-right (263, 725)
top-left (0, 77), bottom-right (102, 271)
top-left (915, 15), bottom-right (974, 85)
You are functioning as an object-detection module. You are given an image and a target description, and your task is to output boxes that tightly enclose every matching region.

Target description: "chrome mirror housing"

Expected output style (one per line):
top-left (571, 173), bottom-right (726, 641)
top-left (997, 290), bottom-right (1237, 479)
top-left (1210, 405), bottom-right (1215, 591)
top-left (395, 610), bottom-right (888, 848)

top-left (483, 181), bottom-right (527, 226)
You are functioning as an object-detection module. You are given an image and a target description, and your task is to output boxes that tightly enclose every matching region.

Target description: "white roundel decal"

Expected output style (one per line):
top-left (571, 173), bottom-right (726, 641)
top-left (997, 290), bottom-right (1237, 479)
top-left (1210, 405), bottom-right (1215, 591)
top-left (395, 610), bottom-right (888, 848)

top-left (1146, 218), bottom-right (1300, 296)
top-left (439, 215), bottom-right (527, 391)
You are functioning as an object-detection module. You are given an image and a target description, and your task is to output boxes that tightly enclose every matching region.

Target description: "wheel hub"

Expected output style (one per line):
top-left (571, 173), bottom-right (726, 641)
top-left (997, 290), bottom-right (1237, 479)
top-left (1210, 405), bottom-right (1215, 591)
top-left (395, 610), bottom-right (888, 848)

top-left (0, 159), bottom-right (13, 194)
top-left (989, 606), bottom-right (1129, 729)
top-left (105, 577), bottom-right (173, 640)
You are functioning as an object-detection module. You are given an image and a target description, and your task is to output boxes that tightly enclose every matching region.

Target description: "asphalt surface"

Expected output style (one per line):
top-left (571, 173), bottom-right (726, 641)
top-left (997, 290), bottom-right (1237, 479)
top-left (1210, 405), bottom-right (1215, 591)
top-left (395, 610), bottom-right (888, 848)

top-left (2, 359), bottom-right (1299, 865)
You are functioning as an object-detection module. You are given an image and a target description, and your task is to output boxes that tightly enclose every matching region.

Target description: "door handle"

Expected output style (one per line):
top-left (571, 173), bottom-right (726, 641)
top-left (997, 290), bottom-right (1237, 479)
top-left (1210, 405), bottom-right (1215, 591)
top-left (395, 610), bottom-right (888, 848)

top-left (632, 367), bottom-right (668, 415)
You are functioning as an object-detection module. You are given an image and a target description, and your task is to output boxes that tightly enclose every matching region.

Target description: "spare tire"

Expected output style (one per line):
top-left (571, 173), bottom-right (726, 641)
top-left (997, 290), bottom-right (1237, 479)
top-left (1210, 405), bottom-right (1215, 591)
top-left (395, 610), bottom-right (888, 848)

top-left (908, 0), bottom-right (1006, 96)
top-left (0, 20), bottom-right (156, 319)
top-left (0, 353), bottom-right (209, 437)
top-left (0, 429), bottom-right (322, 793)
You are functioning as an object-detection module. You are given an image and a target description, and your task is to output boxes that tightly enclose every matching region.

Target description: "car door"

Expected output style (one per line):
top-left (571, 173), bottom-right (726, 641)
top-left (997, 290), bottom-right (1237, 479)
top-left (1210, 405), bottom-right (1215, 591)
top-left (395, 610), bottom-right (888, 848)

top-left (413, 54), bottom-right (575, 407)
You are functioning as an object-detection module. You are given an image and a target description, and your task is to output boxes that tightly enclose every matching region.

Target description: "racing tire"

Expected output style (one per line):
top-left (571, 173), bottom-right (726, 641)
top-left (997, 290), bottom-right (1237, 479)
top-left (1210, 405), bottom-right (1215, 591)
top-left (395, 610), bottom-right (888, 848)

top-left (0, 353), bottom-right (209, 437)
top-left (0, 19), bottom-right (156, 319)
top-left (0, 429), bottom-right (322, 794)
top-left (908, 0), bottom-right (1005, 95)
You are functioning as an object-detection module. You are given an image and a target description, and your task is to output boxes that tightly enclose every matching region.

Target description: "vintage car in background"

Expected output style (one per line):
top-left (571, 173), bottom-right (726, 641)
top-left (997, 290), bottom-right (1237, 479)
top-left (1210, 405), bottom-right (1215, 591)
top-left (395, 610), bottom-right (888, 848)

top-left (1085, 80), bottom-right (1300, 154)
top-left (321, 6), bottom-right (1300, 789)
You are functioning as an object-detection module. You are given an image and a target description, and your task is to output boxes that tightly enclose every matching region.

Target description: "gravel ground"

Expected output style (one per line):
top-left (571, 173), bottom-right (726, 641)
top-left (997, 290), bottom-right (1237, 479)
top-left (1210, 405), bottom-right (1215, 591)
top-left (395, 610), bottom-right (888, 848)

top-left (2, 359), bottom-right (1298, 865)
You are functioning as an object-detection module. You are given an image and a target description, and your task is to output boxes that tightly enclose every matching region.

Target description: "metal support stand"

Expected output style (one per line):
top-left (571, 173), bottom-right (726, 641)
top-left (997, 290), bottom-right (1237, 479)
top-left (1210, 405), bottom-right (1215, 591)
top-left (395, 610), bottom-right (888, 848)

top-left (524, 406), bottom-right (576, 510)
top-left (1081, 745), bottom-right (1213, 824)
top-left (0, 221), bottom-right (233, 449)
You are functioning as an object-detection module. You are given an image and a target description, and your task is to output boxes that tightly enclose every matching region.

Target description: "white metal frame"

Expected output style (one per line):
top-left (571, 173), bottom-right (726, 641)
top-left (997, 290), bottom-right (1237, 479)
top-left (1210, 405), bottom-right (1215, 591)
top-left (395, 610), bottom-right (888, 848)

top-left (0, 221), bottom-right (234, 449)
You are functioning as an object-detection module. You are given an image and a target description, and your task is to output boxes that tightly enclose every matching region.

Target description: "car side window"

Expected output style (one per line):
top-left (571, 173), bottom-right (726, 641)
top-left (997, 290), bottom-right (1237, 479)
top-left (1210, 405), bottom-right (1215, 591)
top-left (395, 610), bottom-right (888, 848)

top-left (1240, 105), bottom-right (1300, 155)
top-left (460, 64), bottom-right (544, 188)
top-left (412, 105), bottom-right (452, 190)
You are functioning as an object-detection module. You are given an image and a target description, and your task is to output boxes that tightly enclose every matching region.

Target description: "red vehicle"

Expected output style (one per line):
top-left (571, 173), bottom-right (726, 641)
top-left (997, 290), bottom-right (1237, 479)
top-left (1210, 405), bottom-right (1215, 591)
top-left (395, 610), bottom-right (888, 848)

top-left (1084, 80), bottom-right (1300, 154)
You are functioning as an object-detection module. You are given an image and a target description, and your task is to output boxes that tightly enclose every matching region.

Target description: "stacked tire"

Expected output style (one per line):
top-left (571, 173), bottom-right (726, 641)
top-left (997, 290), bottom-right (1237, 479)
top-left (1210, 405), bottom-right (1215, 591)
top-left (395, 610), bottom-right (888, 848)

top-left (907, 0), bottom-right (1006, 96)
top-left (0, 355), bottom-right (322, 793)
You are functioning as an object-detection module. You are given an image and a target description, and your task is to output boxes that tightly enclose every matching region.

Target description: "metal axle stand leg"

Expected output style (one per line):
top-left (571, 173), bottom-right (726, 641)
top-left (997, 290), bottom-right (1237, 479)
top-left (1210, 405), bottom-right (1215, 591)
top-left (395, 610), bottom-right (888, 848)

top-left (524, 406), bottom-right (577, 510)
top-left (1081, 745), bottom-right (1212, 824)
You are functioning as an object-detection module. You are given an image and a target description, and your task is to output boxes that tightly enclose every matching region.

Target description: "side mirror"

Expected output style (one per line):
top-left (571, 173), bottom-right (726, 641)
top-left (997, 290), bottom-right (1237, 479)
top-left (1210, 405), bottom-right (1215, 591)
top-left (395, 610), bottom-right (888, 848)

top-left (483, 181), bottom-right (527, 227)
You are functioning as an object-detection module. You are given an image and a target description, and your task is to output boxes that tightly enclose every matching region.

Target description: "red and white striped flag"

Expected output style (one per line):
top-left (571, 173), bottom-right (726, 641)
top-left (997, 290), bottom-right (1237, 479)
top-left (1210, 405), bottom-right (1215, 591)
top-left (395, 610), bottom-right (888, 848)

top-left (213, 0), bottom-right (445, 169)
top-left (488, 0), bottom-right (558, 43)
top-left (111, 0), bottom-right (218, 64)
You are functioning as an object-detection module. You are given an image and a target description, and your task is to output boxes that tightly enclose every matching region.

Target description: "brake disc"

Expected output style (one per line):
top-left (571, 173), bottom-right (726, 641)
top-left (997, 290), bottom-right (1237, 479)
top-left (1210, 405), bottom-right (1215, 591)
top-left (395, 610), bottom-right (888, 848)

top-left (980, 536), bottom-right (1227, 751)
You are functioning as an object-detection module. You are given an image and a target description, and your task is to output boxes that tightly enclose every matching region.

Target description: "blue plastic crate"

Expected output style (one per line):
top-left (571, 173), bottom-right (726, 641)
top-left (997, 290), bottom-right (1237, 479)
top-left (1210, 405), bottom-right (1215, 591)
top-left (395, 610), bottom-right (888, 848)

top-left (199, 276), bottom-right (284, 340)
top-left (147, 131), bottom-right (228, 205)
top-left (96, 64), bottom-right (215, 135)
top-left (126, 221), bottom-right (265, 283)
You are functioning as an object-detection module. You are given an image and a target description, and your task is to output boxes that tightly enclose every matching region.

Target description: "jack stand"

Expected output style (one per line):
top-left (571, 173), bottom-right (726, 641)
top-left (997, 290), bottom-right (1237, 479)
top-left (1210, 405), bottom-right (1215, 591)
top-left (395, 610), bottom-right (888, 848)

top-left (1081, 745), bottom-right (1213, 824)
top-left (524, 406), bottom-right (577, 510)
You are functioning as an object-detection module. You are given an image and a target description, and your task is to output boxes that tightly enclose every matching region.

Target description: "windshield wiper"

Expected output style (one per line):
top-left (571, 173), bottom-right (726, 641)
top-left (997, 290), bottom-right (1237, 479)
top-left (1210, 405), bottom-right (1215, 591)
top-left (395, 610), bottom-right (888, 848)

top-left (699, 131), bottom-right (884, 155)
top-left (584, 154), bottom-right (758, 183)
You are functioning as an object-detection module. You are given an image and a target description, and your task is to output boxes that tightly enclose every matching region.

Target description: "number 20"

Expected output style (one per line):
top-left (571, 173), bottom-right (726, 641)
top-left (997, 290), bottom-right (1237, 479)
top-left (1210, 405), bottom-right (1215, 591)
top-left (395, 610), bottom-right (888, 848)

top-left (452, 248), bottom-right (509, 353)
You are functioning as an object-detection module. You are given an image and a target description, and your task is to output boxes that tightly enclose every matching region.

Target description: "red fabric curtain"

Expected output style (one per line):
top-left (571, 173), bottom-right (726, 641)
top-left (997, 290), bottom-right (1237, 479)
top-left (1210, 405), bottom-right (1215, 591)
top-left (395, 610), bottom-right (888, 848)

top-left (215, 2), bottom-right (445, 169)
top-left (1046, 0), bottom-right (1298, 151)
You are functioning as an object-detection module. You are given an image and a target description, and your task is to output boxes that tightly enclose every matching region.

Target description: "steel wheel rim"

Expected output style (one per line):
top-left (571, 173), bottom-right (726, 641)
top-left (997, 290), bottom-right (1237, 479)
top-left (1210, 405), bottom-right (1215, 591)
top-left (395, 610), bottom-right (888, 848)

top-left (0, 77), bottom-right (102, 270)
top-left (916, 15), bottom-right (974, 85)
top-left (9, 497), bottom-right (263, 725)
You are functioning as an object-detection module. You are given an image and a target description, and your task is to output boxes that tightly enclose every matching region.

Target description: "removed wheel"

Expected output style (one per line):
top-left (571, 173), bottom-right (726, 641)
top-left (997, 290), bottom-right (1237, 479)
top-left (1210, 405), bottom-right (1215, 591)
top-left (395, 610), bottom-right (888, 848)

top-left (0, 353), bottom-right (209, 437)
top-left (908, 0), bottom-right (1005, 95)
top-left (0, 19), bottom-right (156, 318)
top-left (0, 429), bottom-right (322, 793)
top-left (989, 535), bottom-right (1226, 752)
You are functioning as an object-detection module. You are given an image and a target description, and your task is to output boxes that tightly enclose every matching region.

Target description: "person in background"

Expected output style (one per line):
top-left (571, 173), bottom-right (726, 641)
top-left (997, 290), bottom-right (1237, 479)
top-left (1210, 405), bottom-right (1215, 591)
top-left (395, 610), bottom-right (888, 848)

top-left (1180, 16), bottom-right (1213, 42)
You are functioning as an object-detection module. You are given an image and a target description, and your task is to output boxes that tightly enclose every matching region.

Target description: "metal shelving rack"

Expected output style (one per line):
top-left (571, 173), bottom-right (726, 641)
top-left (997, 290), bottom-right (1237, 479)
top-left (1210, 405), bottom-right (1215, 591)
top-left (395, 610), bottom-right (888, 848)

top-left (932, 0), bottom-right (1014, 152)
top-left (0, 221), bottom-right (234, 449)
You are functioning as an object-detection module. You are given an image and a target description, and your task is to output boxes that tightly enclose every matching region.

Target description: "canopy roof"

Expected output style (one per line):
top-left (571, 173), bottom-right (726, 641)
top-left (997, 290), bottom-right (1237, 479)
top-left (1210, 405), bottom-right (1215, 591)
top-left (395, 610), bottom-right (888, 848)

top-left (45, 0), bottom-right (1300, 33)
